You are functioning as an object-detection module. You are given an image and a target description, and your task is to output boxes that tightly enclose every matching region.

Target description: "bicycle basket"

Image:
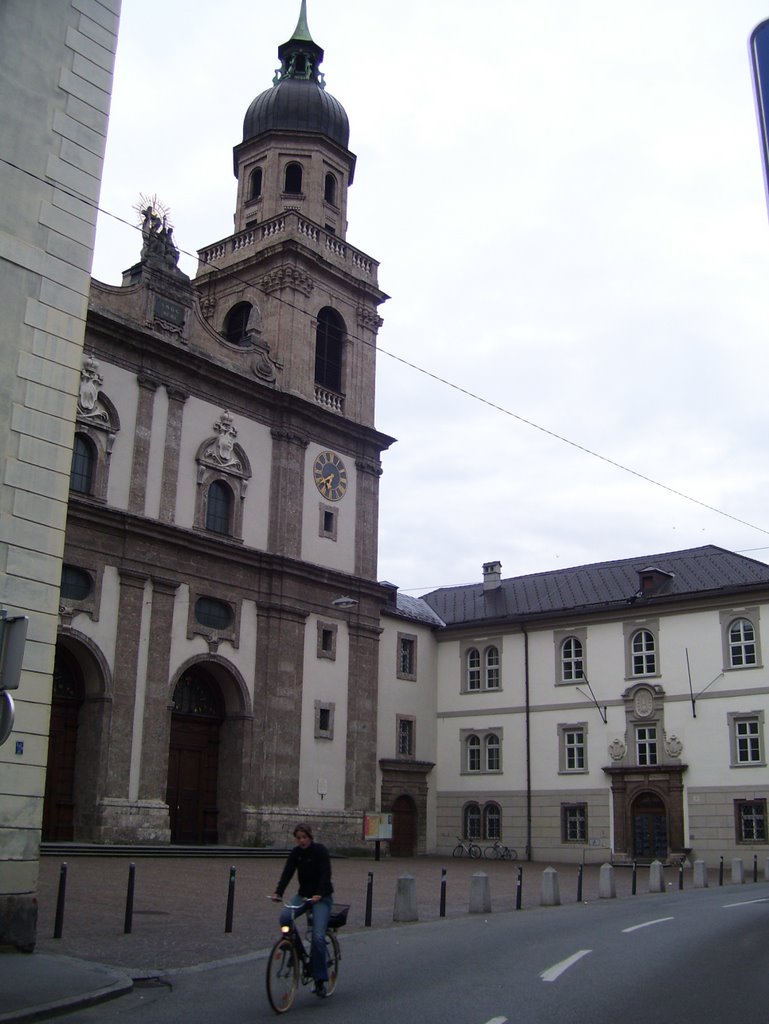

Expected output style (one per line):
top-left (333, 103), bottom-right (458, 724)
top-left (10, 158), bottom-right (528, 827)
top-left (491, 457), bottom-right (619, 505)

top-left (329, 904), bottom-right (349, 929)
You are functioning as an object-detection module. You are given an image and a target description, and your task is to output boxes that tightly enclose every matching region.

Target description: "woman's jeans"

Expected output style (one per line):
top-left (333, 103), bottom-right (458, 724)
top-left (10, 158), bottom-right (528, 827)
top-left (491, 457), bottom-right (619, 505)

top-left (279, 895), bottom-right (333, 982)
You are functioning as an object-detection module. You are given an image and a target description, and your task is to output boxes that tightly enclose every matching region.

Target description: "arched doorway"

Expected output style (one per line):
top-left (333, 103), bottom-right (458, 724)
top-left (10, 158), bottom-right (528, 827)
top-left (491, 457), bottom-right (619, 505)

top-left (42, 649), bottom-right (84, 841)
top-left (632, 791), bottom-right (668, 861)
top-left (166, 667), bottom-right (223, 844)
top-left (390, 794), bottom-right (417, 856)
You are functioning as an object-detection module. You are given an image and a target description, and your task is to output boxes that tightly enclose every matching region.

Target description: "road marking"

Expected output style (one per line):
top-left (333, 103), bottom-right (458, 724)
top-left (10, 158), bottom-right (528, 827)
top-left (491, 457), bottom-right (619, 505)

top-left (622, 916), bottom-right (674, 933)
top-left (540, 949), bottom-right (592, 982)
top-left (723, 897), bottom-right (769, 908)
top-left (483, 1018), bottom-right (508, 1024)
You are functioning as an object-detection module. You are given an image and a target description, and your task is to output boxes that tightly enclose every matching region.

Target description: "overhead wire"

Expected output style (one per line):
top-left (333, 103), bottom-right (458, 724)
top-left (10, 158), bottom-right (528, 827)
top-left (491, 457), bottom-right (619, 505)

top-left (5, 152), bottom-right (769, 548)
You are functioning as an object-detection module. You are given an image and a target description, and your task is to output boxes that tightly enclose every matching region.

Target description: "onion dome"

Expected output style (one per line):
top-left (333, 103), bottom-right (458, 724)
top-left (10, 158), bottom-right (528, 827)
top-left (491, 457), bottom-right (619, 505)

top-left (242, 1), bottom-right (350, 150)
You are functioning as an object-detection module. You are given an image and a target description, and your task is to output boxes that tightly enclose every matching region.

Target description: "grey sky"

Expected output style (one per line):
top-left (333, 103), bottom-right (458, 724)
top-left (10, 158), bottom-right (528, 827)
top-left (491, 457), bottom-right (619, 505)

top-left (92, 1), bottom-right (769, 593)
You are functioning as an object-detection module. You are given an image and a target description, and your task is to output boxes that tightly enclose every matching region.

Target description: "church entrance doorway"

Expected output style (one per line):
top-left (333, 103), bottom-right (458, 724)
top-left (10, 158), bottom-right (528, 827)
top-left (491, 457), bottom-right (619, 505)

top-left (166, 668), bottom-right (223, 844)
top-left (42, 649), bottom-right (84, 841)
top-left (632, 791), bottom-right (668, 861)
top-left (390, 794), bottom-right (417, 856)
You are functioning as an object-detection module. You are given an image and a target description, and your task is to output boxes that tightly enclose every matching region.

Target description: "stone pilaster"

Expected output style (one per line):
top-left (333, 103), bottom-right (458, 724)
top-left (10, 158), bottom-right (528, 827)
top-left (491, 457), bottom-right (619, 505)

top-left (138, 576), bottom-right (179, 802)
top-left (252, 600), bottom-right (308, 806)
top-left (354, 456), bottom-right (382, 579)
top-left (268, 428), bottom-right (308, 557)
top-left (128, 373), bottom-right (159, 514)
top-left (345, 615), bottom-right (382, 810)
top-left (159, 386), bottom-right (188, 523)
top-left (106, 570), bottom-right (148, 798)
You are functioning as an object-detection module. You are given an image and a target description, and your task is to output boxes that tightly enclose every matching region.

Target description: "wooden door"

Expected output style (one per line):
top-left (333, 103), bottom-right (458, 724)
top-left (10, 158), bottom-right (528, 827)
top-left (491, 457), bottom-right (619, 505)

top-left (632, 793), bottom-right (668, 861)
top-left (390, 794), bottom-right (417, 856)
top-left (167, 716), bottom-right (221, 844)
top-left (42, 651), bottom-right (84, 841)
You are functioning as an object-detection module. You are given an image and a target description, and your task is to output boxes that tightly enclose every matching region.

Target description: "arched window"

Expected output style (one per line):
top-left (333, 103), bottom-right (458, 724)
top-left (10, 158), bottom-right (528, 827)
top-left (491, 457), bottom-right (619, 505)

top-left (284, 162), bottom-right (303, 194)
top-left (485, 646), bottom-right (500, 689)
top-left (70, 433), bottom-right (95, 494)
top-left (561, 636), bottom-right (584, 681)
top-left (729, 618), bottom-right (757, 667)
top-left (223, 302), bottom-right (252, 346)
top-left (483, 802), bottom-right (501, 840)
top-left (172, 668), bottom-right (223, 718)
top-left (314, 307), bottom-right (344, 392)
top-left (324, 172), bottom-right (337, 205)
top-left (250, 167), bottom-right (262, 200)
top-left (466, 734), bottom-right (481, 772)
top-left (206, 480), bottom-right (233, 534)
top-left (485, 734), bottom-right (500, 771)
top-left (631, 629), bottom-right (656, 676)
top-left (463, 802), bottom-right (481, 840)
top-left (466, 648), bottom-right (480, 690)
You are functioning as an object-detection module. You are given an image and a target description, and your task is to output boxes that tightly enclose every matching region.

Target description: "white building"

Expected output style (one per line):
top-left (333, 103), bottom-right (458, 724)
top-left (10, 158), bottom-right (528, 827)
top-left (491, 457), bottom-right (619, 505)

top-left (388, 548), bottom-right (769, 866)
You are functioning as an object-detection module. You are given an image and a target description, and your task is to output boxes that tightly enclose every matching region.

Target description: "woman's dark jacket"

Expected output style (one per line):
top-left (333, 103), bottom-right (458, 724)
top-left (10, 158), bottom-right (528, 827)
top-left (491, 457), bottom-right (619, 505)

top-left (275, 842), bottom-right (334, 899)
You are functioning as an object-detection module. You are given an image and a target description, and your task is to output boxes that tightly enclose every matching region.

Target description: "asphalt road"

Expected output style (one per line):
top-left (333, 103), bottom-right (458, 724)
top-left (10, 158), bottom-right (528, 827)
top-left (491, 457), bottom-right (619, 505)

top-left (51, 883), bottom-right (769, 1024)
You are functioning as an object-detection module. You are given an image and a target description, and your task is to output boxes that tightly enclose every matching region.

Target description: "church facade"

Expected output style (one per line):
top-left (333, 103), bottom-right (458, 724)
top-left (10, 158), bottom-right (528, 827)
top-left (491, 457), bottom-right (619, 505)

top-left (52, 5), bottom-right (393, 849)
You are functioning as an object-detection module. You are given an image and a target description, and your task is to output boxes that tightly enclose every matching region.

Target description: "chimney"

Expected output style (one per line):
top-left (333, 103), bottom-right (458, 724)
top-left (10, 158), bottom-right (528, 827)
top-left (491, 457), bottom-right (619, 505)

top-left (482, 560), bottom-right (502, 592)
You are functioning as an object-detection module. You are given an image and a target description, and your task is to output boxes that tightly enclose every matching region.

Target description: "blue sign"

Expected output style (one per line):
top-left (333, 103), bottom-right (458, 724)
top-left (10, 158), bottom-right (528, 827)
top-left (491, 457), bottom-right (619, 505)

top-left (750, 19), bottom-right (769, 214)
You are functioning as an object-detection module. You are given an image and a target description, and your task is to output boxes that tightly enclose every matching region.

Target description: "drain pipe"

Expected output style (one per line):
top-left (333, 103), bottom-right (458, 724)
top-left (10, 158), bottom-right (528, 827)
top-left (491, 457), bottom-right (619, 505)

top-left (522, 624), bottom-right (532, 860)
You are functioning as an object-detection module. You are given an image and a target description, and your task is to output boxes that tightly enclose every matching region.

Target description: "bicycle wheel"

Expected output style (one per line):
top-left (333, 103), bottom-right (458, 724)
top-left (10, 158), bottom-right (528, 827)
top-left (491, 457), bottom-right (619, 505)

top-left (452, 844), bottom-right (464, 857)
top-left (483, 845), bottom-right (498, 859)
top-left (324, 931), bottom-right (341, 996)
top-left (504, 847), bottom-right (518, 861)
top-left (470, 844), bottom-right (482, 859)
top-left (266, 937), bottom-right (299, 1014)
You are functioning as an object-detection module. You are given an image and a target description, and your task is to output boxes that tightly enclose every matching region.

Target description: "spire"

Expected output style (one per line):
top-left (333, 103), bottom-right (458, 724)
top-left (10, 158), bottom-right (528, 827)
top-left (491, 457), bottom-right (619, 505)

top-left (275, 0), bottom-right (326, 88)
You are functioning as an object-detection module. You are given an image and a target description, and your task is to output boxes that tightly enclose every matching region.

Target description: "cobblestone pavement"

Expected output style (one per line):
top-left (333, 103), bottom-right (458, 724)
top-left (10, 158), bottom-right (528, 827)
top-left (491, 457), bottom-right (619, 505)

top-left (33, 854), bottom-right (726, 974)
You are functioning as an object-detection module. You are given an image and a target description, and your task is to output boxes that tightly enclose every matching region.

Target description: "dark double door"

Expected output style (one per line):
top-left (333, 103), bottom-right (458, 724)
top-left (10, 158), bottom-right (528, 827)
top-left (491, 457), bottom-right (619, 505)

top-left (632, 793), bottom-right (668, 861)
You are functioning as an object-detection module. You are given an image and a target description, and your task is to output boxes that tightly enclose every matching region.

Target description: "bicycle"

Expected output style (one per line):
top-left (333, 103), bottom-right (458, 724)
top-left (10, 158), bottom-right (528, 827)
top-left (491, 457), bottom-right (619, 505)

top-left (483, 838), bottom-right (518, 860)
top-left (452, 836), bottom-right (482, 859)
top-left (266, 899), bottom-right (348, 1013)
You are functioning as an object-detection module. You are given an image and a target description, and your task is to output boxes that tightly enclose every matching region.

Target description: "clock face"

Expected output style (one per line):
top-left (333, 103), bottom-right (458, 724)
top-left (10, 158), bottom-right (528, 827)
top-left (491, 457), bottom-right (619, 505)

top-left (313, 450), bottom-right (348, 501)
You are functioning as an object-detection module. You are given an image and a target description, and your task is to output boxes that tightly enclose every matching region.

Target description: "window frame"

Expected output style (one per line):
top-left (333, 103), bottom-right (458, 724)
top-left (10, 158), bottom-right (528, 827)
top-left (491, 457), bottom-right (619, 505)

top-left (558, 722), bottom-right (588, 773)
top-left (396, 714), bottom-right (415, 759)
top-left (483, 802), bottom-right (501, 840)
top-left (562, 803), bottom-right (588, 843)
top-left (623, 620), bottom-right (660, 679)
top-left (728, 711), bottom-right (766, 767)
top-left (314, 700), bottom-right (335, 740)
top-left (316, 620), bottom-right (338, 661)
top-left (485, 645), bottom-right (500, 689)
top-left (461, 641), bottom-right (503, 693)
top-left (463, 802), bottom-right (481, 840)
top-left (397, 632), bottom-right (417, 681)
top-left (720, 608), bottom-right (762, 670)
top-left (461, 728), bottom-right (503, 775)
top-left (284, 161), bottom-right (303, 195)
top-left (735, 799), bottom-right (767, 843)
top-left (635, 724), bottom-right (658, 766)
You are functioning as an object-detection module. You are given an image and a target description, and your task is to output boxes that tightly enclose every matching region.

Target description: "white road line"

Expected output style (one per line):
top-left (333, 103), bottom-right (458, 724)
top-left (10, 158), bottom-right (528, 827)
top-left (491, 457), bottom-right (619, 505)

top-left (540, 949), bottom-right (592, 982)
top-left (622, 916), bottom-right (675, 933)
top-left (483, 1018), bottom-right (508, 1024)
top-left (723, 897), bottom-right (769, 908)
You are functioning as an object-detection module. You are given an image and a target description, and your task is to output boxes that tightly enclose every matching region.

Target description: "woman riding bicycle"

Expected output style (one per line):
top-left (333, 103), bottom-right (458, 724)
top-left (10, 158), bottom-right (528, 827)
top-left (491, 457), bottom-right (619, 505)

top-left (271, 823), bottom-right (334, 998)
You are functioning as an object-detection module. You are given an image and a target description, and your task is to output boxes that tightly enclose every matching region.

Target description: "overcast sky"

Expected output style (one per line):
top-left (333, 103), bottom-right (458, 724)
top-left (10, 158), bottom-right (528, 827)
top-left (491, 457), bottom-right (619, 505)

top-left (92, 0), bottom-right (769, 594)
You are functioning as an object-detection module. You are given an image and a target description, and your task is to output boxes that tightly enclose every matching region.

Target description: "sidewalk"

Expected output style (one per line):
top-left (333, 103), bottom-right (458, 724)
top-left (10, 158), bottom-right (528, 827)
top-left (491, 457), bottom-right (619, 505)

top-left (0, 853), bottom-right (732, 1023)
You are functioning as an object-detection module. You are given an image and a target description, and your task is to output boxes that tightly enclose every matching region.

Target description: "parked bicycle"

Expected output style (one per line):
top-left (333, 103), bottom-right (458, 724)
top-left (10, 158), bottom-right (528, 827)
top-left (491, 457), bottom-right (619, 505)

top-left (452, 836), bottom-right (482, 859)
top-left (483, 838), bottom-right (518, 860)
top-left (266, 899), bottom-right (348, 1013)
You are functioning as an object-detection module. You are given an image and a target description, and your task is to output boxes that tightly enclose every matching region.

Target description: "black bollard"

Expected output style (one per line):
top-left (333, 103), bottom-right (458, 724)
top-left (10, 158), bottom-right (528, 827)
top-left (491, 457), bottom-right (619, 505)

top-left (53, 862), bottom-right (67, 939)
top-left (124, 862), bottom-right (135, 934)
top-left (515, 866), bottom-right (522, 910)
top-left (719, 856), bottom-right (724, 886)
top-left (364, 871), bottom-right (373, 927)
top-left (576, 864), bottom-right (583, 903)
top-left (754, 854), bottom-right (758, 883)
top-left (225, 865), bottom-right (236, 933)
top-left (439, 868), bottom-right (447, 918)
top-left (678, 861), bottom-right (684, 891)
top-left (632, 861), bottom-right (637, 896)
